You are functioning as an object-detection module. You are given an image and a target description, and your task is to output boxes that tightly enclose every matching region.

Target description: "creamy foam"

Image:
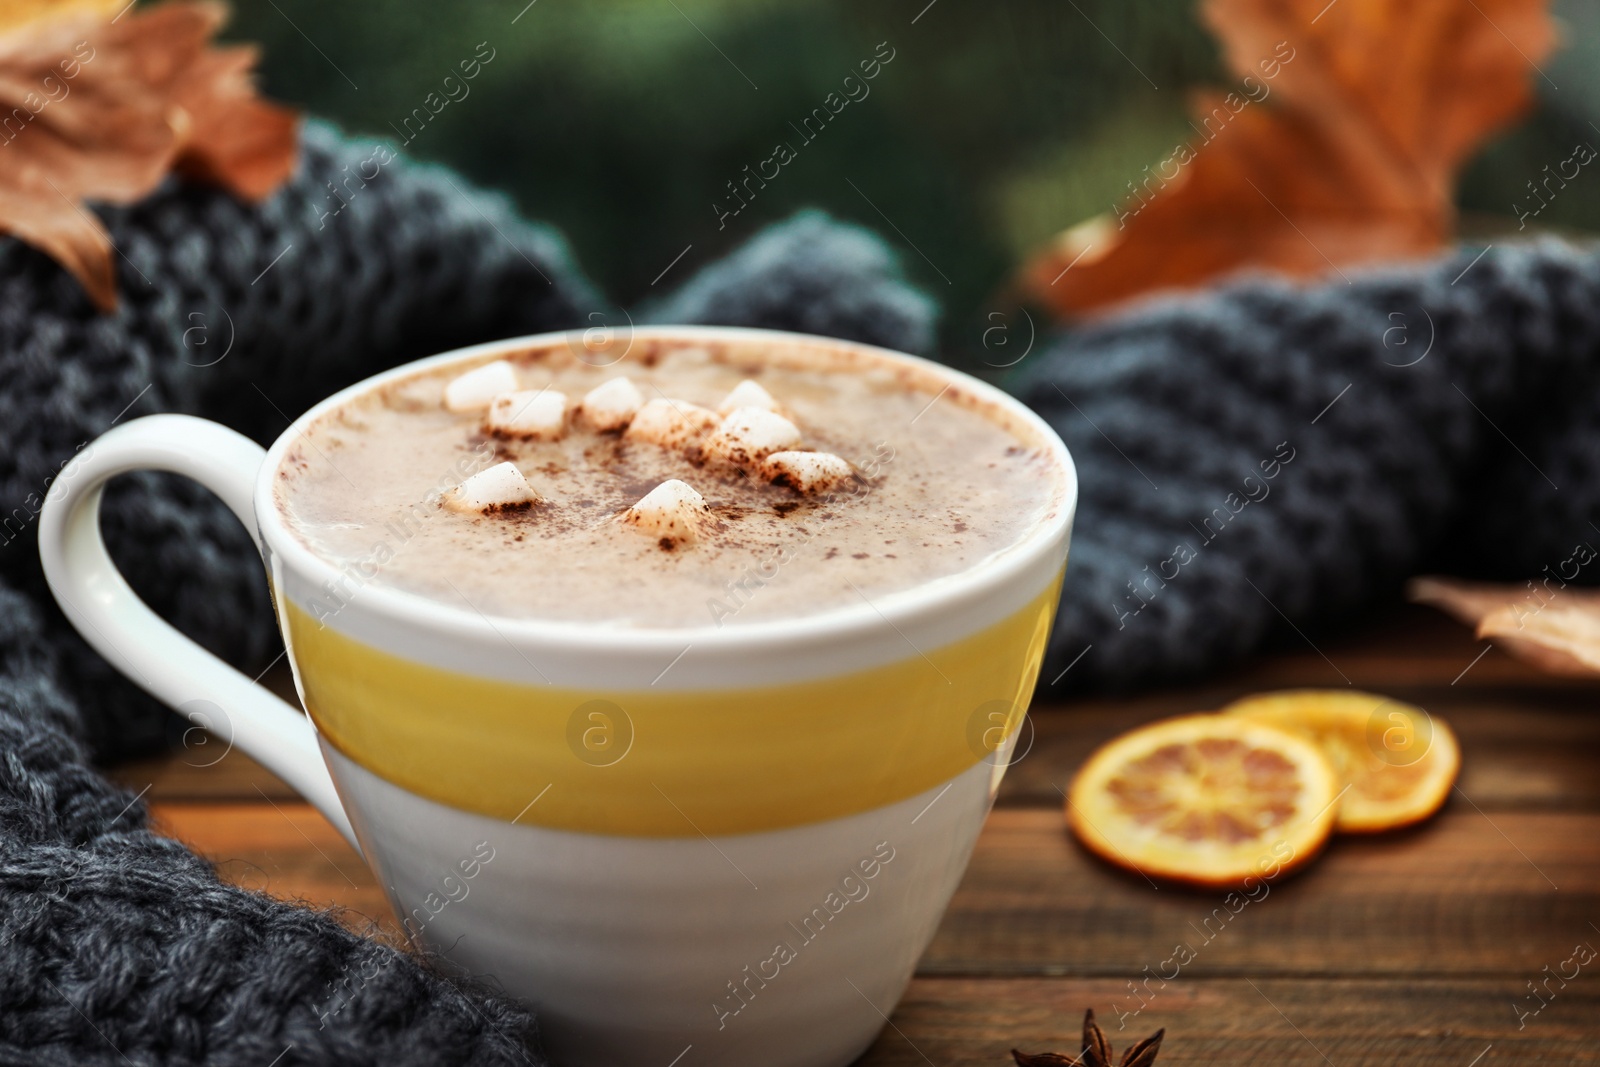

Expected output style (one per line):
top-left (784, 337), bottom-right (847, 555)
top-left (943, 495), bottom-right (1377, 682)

top-left (274, 334), bottom-right (1065, 628)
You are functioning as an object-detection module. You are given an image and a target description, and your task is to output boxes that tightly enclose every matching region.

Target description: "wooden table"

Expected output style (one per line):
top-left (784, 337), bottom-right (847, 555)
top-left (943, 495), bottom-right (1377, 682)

top-left (111, 603), bottom-right (1600, 1065)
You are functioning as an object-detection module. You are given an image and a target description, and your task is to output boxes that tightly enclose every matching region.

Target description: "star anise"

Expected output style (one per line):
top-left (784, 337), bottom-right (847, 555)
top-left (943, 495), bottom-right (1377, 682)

top-left (1012, 1009), bottom-right (1164, 1067)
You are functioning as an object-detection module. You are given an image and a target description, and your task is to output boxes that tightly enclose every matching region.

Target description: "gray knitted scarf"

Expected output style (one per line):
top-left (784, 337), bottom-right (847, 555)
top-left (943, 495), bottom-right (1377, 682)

top-left (3, 120), bottom-right (1595, 1063)
top-left (0, 123), bottom-right (935, 1066)
top-left (1021, 240), bottom-right (1600, 688)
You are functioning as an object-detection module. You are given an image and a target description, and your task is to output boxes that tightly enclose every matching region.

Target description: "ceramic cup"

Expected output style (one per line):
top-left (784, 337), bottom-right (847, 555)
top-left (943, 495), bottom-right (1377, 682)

top-left (39, 326), bottom-right (1077, 1067)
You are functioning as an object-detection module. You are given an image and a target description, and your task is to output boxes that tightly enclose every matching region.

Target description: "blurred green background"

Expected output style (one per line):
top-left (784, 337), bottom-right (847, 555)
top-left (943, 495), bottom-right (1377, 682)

top-left (227, 0), bottom-right (1600, 369)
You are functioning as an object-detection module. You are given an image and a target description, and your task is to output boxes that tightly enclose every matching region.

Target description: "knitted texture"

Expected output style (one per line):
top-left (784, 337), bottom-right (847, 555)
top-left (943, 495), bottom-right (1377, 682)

top-left (0, 122), bottom-right (592, 1067)
top-left (8, 112), bottom-right (1600, 1066)
top-left (0, 122), bottom-right (600, 760)
top-left (0, 123), bottom-right (937, 1064)
top-left (1018, 238), bottom-right (1600, 689)
top-left (645, 208), bottom-right (939, 354)
top-left (0, 586), bottom-right (541, 1067)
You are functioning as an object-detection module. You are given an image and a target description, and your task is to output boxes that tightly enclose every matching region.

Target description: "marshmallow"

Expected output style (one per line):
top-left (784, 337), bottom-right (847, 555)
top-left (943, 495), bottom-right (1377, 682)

top-left (486, 389), bottom-right (568, 439)
top-left (618, 479), bottom-right (710, 547)
top-left (624, 398), bottom-right (719, 450)
top-left (703, 407), bottom-right (802, 467)
top-left (717, 379), bottom-right (782, 417)
top-left (580, 377), bottom-right (645, 432)
top-left (443, 462), bottom-right (541, 514)
top-left (443, 360), bottom-right (519, 412)
top-left (763, 451), bottom-right (855, 494)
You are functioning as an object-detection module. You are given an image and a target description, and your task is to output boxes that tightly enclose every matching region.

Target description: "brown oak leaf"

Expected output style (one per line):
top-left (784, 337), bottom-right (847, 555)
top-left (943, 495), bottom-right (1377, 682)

top-left (170, 35), bottom-right (298, 198)
top-left (1408, 575), bottom-right (1600, 677)
top-left (1021, 0), bottom-right (1559, 319)
top-left (0, 0), bottom-right (298, 310)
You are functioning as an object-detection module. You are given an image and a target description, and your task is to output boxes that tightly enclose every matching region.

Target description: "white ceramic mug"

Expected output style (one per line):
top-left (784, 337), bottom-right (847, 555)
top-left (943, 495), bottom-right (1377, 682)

top-left (39, 327), bottom-right (1077, 1067)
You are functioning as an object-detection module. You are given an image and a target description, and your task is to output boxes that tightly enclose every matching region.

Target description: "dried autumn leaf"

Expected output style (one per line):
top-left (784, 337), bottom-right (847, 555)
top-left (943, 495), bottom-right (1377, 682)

top-left (1408, 575), bottom-right (1600, 677)
top-left (170, 39), bottom-right (298, 198)
top-left (0, 1), bottom-right (297, 310)
top-left (1021, 0), bottom-right (1559, 318)
top-left (0, 0), bottom-right (119, 32)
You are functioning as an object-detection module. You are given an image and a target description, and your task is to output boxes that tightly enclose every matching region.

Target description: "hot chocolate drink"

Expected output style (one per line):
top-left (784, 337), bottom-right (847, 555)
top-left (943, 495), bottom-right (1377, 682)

top-left (274, 333), bottom-right (1064, 628)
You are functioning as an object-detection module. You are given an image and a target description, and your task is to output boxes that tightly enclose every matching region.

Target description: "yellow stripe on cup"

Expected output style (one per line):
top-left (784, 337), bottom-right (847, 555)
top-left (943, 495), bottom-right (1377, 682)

top-left (285, 581), bottom-right (1059, 837)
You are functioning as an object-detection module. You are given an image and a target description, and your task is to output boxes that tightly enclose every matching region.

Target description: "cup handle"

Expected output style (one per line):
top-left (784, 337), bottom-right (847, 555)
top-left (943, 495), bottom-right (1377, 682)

top-left (38, 413), bottom-right (357, 850)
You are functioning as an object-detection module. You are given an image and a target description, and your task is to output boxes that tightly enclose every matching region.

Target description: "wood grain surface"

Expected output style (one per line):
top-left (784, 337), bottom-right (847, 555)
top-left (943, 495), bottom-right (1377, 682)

top-left (113, 603), bottom-right (1600, 1065)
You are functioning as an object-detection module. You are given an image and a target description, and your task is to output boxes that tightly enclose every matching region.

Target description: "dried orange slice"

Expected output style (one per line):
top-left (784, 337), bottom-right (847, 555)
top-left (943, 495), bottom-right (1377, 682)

top-left (1067, 715), bottom-right (1340, 888)
top-left (1222, 689), bottom-right (1459, 833)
